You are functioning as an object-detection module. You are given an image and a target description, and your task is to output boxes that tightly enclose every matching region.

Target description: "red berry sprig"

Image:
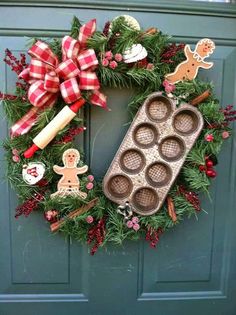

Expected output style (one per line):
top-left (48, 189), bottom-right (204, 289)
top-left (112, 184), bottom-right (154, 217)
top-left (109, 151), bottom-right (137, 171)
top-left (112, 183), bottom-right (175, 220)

top-left (207, 105), bottom-right (235, 131)
top-left (145, 227), bottom-right (163, 248)
top-left (102, 21), bottom-right (111, 37)
top-left (178, 186), bottom-right (201, 211)
top-left (222, 105), bottom-right (236, 124)
top-left (87, 217), bottom-right (106, 255)
top-left (1, 49), bottom-right (29, 100)
top-left (160, 43), bottom-right (185, 64)
top-left (4, 49), bottom-right (27, 75)
top-left (55, 126), bottom-right (86, 144)
top-left (15, 192), bottom-right (44, 218)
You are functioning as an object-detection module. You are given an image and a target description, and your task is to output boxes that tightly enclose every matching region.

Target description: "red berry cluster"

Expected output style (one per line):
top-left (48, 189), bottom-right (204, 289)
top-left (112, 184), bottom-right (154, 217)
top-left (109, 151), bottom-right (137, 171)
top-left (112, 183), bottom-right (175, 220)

top-left (160, 43), bottom-right (185, 64)
top-left (87, 217), bottom-right (106, 255)
top-left (37, 178), bottom-right (49, 187)
top-left (222, 105), bottom-right (236, 124)
top-left (4, 49), bottom-right (27, 75)
top-left (55, 126), bottom-right (85, 144)
top-left (145, 227), bottom-right (163, 248)
top-left (178, 185), bottom-right (201, 212)
top-left (199, 157), bottom-right (217, 178)
top-left (15, 192), bottom-right (44, 218)
top-left (102, 21), bottom-right (111, 37)
top-left (136, 57), bottom-right (148, 68)
top-left (44, 210), bottom-right (59, 223)
top-left (1, 49), bottom-right (29, 100)
top-left (207, 105), bottom-right (235, 130)
top-left (135, 57), bottom-right (154, 71)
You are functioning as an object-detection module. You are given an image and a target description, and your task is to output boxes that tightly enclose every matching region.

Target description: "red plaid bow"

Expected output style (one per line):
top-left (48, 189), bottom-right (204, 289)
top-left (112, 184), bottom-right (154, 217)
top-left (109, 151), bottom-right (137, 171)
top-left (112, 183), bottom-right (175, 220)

top-left (11, 19), bottom-right (107, 137)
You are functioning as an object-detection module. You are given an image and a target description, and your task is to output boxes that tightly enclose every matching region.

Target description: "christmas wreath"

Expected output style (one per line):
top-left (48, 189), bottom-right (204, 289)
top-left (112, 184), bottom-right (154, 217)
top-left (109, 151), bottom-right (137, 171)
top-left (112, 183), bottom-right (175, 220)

top-left (1, 16), bottom-right (234, 255)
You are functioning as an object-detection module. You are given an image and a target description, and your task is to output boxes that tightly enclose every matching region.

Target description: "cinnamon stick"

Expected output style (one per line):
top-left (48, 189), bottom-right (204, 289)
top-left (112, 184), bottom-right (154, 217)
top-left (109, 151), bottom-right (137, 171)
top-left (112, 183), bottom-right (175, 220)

top-left (139, 27), bottom-right (159, 40)
top-left (143, 27), bottom-right (159, 35)
top-left (167, 196), bottom-right (177, 222)
top-left (190, 89), bottom-right (211, 106)
top-left (50, 198), bottom-right (98, 232)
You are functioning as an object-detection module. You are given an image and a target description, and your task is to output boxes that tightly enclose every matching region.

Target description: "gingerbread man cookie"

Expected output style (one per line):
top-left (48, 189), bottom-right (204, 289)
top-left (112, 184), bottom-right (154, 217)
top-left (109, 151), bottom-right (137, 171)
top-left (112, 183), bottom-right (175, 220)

top-left (51, 148), bottom-right (88, 199)
top-left (165, 38), bottom-right (215, 84)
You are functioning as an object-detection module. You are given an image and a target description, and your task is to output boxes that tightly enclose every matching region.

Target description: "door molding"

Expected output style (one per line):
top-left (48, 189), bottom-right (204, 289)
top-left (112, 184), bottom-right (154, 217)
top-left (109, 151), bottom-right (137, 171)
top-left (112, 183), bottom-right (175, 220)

top-left (0, 0), bottom-right (235, 18)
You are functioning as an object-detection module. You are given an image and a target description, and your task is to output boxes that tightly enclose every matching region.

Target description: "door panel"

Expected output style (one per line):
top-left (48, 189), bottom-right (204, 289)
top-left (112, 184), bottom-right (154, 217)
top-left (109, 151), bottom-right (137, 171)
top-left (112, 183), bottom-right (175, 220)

top-left (0, 2), bottom-right (236, 315)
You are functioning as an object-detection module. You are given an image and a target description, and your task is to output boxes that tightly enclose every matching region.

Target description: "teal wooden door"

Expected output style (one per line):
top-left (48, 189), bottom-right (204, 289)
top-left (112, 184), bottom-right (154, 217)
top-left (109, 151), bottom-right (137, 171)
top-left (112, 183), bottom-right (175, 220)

top-left (0, 2), bottom-right (236, 315)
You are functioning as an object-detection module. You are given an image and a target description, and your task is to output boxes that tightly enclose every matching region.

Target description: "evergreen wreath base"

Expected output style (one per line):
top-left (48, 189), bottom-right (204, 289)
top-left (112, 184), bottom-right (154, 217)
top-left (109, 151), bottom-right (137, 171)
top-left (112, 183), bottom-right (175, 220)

top-left (1, 16), bottom-right (233, 254)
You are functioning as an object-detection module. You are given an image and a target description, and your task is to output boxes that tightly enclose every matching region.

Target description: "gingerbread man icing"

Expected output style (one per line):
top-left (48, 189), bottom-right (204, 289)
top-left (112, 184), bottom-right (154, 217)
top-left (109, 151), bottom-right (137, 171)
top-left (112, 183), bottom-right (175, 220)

top-left (51, 148), bottom-right (88, 199)
top-left (165, 38), bottom-right (215, 84)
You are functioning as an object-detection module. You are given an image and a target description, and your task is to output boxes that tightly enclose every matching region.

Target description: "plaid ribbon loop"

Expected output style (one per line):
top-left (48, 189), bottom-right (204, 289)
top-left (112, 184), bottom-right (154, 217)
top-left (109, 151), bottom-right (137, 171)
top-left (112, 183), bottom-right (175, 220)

top-left (62, 36), bottom-right (80, 61)
top-left (28, 41), bottom-right (59, 67)
top-left (11, 19), bottom-right (107, 137)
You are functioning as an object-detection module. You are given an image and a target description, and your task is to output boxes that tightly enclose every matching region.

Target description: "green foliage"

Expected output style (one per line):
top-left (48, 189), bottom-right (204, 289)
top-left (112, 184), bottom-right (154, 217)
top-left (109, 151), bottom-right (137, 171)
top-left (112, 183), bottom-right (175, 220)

top-left (182, 167), bottom-right (210, 192)
top-left (87, 32), bottom-right (108, 53)
top-left (98, 67), bottom-right (131, 89)
top-left (1, 16), bottom-right (232, 250)
top-left (2, 97), bottom-right (31, 123)
top-left (70, 16), bottom-right (82, 39)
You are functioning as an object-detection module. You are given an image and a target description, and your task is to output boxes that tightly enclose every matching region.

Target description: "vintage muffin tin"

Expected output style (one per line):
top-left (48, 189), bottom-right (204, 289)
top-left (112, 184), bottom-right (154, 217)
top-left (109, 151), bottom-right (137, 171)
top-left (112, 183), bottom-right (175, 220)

top-left (103, 92), bottom-right (204, 216)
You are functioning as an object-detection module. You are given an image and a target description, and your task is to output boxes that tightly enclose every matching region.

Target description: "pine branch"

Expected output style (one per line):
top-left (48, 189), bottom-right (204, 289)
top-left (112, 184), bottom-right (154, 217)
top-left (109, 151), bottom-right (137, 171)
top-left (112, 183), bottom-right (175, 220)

top-left (182, 166), bottom-right (210, 192)
top-left (70, 16), bottom-right (82, 39)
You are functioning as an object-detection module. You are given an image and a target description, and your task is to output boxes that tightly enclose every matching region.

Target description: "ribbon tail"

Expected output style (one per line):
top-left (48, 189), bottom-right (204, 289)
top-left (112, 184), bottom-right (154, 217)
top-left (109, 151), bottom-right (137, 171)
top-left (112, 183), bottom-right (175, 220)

top-left (90, 90), bottom-right (109, 110)
top-left (10, 107), bottom-right (40, 137)
top-left (10, 93), bottom-right (57, 137)
top-left (78, 19), bottom-right (96, 47)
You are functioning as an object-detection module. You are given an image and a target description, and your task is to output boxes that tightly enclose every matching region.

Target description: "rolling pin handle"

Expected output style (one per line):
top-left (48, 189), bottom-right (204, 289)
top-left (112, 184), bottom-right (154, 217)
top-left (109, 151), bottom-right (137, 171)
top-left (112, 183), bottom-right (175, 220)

top-left (23, 144), bottom-right (39, 159)
top-left (70, 98), bottom-right (86, 113)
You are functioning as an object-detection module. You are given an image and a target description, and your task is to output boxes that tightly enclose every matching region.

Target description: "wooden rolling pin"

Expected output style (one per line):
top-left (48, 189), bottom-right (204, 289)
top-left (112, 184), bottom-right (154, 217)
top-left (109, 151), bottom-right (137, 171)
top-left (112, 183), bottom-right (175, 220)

top-left (24, 98), bottom-right (86, 158)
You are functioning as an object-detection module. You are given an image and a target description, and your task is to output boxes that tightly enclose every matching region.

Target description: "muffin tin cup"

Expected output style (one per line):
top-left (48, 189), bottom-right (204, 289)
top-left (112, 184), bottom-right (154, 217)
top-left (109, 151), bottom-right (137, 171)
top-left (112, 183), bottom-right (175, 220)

top-left (159, 135), bottom-right (185, 162)
top-left (119, 148), bottom-right (145, 174)
top-left (146, 94), bottom-right (174, 122)
top-left (133, 122), bottom-right (158, 148)
top-left (106, 174), bottom-right (133, 199)
top-left (146, 162), bottom-right (172, 187)
top-left (103, 92), bottom-right (204, 216)
top-left (132, 187), bottom-right (159, 216)
top-left (173, 108), bottom-right (201, 136)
